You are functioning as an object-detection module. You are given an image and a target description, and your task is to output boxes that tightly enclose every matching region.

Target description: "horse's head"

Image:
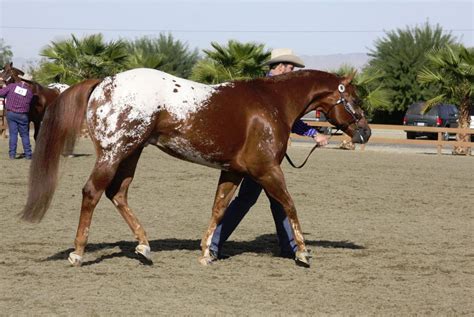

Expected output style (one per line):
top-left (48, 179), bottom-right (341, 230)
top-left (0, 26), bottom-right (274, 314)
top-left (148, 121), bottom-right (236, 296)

top-left (0, 62), bottom-right (25, 86)
top-left (314, 74), bottom-right (371, 144)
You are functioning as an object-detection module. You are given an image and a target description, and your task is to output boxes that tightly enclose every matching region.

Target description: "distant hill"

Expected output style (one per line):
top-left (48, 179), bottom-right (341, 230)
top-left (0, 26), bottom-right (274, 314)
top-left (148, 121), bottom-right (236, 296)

top-left (12, 53), bottom-right (372, 74)
top-left (301, 53), bottom-right (371, 71)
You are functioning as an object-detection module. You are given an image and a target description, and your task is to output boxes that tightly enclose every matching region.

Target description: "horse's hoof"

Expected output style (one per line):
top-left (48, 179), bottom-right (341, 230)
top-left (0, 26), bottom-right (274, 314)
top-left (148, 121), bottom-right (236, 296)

top-left (68, 252), bottom-right (83, 267)
top-left (135, 244), bottom-right (151, 261)
top-left (295, 250), bottom-right (312, 268)
top-left (198, 255), bottom-right (216, 266)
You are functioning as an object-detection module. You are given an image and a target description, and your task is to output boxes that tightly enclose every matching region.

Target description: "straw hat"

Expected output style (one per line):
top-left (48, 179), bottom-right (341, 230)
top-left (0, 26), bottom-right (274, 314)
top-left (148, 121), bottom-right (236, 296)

top-left (263, 48), bottom-right (305, 68)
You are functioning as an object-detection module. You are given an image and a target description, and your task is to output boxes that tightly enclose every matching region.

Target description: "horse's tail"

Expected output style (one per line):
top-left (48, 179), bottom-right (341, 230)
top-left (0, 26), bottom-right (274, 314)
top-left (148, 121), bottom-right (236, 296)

top-left (20, 79), bottom-right (102, 223)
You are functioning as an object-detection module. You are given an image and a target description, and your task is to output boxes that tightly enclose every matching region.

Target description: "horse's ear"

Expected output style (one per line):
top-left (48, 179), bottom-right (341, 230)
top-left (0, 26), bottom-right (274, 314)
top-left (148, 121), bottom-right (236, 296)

top-left (342, 70), bottom-right (357, 85)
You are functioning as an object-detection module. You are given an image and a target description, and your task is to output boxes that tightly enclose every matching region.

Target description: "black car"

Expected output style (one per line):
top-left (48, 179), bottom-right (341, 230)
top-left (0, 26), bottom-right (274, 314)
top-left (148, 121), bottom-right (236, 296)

top-left (403, 102), bottom-right (458, 140)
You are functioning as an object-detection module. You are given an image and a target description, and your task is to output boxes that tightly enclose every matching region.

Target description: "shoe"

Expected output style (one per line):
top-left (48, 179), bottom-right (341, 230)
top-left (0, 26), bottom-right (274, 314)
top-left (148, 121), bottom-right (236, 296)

top-left (25, 157), bottom-right (32, 160)
top-left (9, 156), bottom-right (15, 160)
top-left (209, 248), bottom-right (219, 260)
top-left (280, 250), bottom-right (296, 259)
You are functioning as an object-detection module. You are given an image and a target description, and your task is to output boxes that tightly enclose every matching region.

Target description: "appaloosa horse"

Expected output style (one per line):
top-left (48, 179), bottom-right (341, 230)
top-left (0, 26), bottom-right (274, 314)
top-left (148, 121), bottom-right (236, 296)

top-left (21, 68), bottom-right (371, 267)
top-left (0, 63), bottom-right (68, 140)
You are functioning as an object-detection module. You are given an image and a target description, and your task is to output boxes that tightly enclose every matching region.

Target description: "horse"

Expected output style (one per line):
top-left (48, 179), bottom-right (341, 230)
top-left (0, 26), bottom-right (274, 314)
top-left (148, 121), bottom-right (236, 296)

top-left (20, 68), bottom-right (371, 267)
top-left (0, 63), bottom-right (67, 140)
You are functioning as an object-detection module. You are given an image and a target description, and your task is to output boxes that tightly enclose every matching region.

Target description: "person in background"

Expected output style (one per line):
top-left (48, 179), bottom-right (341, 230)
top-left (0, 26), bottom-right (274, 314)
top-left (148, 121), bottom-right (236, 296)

top-left (209, 48), bottom-right (329, 260)
top-left (0, 80), bottom-right (34, 159)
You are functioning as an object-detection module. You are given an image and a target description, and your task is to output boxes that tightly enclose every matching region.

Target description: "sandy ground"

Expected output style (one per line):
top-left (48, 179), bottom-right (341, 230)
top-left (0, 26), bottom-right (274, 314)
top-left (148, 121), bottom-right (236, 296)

top-left (0, 137), bottom-right (473, 316)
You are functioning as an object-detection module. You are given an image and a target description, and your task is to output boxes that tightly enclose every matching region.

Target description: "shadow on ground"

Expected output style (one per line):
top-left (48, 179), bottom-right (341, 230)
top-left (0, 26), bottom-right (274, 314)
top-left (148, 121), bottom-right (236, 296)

top-left (43, 234), bottom-right (364, 266)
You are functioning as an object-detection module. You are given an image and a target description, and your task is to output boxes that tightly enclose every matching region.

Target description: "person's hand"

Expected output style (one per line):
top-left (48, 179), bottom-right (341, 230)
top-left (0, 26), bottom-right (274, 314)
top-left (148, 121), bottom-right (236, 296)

top-left (313, 133), bottom-right (329, 146)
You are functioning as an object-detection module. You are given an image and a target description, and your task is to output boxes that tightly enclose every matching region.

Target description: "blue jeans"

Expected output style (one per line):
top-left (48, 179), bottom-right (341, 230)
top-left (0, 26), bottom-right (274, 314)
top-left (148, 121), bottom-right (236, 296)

top-left (7, 111), bottom-right (32, 159)
top-left (210, 176), bottom-right (297, 256)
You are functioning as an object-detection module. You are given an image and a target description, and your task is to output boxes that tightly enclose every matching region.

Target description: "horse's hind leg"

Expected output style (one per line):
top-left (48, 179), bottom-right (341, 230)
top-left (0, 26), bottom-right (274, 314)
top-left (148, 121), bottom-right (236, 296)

top-left (104, 147), bottom-right (151, 263)
top-left (69, 161), bottom-right (119, 266)
top-left (254, 165), bottom-right (311, 267)
top-left (200, 171), bottom-right (242, 265)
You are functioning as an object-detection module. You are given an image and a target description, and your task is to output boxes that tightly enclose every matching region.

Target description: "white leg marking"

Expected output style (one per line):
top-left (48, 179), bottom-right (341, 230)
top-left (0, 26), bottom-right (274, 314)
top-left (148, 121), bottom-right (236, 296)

top-left (68, 252), bottom-right (83, 267)
top-left (135, 244), bottom-right (151, 260)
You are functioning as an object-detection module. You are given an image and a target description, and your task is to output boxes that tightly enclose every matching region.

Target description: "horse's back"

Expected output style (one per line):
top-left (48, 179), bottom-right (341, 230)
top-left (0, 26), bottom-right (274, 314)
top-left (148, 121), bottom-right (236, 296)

top-left (86, 68), bottom-right (290, 170)
top-left (89, 68), bottom-right (219, 120)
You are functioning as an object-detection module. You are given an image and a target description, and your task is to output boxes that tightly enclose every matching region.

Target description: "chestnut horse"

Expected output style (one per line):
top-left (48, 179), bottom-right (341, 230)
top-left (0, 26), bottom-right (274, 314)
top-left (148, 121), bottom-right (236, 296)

top-left (21, 68), bottom-right (371, 267)
top-left (0, 63), bottom-right (67, 140)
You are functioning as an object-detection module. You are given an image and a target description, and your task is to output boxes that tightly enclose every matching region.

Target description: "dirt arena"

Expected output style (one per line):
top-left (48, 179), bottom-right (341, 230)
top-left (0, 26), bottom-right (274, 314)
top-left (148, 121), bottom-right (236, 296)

top-left (0, 138), bottom-right (472, 316)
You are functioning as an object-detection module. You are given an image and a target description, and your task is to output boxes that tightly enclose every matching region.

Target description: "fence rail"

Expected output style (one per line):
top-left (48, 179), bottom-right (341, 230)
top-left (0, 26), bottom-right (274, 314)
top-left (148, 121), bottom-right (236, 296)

top-left (292, 121), bottom-right (474, 154)
top-left (1, 110), bottom-right (473, 155)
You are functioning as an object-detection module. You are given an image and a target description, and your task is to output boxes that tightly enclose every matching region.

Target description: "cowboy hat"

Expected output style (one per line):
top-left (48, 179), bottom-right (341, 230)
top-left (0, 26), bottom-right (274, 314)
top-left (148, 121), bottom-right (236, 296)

top-left (263, 48), bottom-right (305, 68)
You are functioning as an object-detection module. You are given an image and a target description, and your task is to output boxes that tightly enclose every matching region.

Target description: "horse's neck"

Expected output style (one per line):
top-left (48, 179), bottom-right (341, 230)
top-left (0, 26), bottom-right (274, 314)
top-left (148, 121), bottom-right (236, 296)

top-left (261, 74), bottom-right (326, 126)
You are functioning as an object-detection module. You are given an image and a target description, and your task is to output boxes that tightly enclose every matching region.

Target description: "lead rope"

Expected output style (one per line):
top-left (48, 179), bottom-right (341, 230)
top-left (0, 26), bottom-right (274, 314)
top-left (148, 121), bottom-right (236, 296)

top-left (285, 128), bottom-right (340, 169)
top-left (284, 143), bottom-right (320, 169)
top-left (285, 83), bottom-right (355, 169)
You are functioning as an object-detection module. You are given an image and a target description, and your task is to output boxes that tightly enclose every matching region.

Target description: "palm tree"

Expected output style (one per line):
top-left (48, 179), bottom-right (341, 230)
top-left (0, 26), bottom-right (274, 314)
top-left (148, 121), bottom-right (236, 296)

top-left (190, 40), bottom-right (270, 84)
top-left (418, 44), bottom-right (474, 154)
top-left (366, 23), bottom-right (455, 112)
top-left (124, 34), bottom-right (198, 78)
top-left (32, 34), bottom-right (128, 84)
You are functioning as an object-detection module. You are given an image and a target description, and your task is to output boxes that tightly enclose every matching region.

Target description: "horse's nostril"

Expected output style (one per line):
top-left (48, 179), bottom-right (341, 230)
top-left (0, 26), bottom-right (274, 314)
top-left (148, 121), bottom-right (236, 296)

top-left (365, 129), bottom-right (372, 140)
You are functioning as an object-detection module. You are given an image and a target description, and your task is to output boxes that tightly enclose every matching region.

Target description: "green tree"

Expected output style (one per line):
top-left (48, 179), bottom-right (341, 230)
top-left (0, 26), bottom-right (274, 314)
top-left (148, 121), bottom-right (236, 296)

top-left (0, 39), bottom-right (13, 66)
top-left (190, 40), bottom-right (270, 84)
top-left (125, 34), bottom-right (198, 78)
top-left (366, 22), bottom-right (455, 112)
top-left (418, 44), bottom-right (474, 154)
top-left (32, 34), bottom-right (128, 84)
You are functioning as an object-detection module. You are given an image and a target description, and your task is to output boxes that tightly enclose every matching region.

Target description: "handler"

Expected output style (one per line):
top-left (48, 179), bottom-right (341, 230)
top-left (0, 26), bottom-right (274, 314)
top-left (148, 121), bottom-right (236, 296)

top-left (0, 80), bottom-right (34, 159)
top-left (209, 48), bottom-right (329, 259)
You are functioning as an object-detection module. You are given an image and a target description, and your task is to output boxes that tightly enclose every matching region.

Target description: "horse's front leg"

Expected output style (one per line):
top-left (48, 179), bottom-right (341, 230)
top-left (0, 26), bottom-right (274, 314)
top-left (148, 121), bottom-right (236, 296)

top-left (200, 171), bottom-right (242, 265)
top-left (255, 164), bottom-right (311, 267)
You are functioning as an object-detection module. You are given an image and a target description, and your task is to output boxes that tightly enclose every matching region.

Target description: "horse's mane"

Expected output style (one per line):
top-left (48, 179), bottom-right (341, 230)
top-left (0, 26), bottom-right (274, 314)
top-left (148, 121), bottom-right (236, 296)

top-left (238, 69), bottom-right (342, 87)
top-left (268, 69), bottom-right (340, 82)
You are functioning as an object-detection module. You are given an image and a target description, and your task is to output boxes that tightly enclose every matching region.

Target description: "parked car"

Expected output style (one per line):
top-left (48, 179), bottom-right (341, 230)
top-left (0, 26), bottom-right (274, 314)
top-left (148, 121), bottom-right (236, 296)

top-left (403, 102), bottom-right (458, 140)
top-left (301, 110), bottom-right (333, 134)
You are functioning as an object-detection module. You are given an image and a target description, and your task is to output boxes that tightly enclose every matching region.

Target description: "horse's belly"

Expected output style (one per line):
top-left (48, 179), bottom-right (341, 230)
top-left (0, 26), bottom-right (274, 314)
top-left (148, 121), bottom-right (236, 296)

top-left (155, 135), bottom-right (229, 170)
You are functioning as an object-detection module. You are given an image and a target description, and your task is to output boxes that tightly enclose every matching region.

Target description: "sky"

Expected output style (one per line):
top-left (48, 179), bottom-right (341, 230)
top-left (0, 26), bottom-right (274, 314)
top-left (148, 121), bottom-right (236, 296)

top-left (1, 0), bottom-right (473, 66)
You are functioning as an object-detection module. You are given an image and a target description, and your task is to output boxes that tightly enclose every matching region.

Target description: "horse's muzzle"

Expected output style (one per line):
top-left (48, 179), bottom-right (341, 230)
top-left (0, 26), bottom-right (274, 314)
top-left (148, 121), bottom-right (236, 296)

top-left (351, 127), bottom-right (371, 144)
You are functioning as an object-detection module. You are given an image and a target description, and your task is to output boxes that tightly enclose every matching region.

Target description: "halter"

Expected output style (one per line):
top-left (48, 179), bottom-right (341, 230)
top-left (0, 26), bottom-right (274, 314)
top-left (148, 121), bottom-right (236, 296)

top-left (325, 84), bottom-right (360, 131)
top-left (285, 84), bottom-right (364, 169)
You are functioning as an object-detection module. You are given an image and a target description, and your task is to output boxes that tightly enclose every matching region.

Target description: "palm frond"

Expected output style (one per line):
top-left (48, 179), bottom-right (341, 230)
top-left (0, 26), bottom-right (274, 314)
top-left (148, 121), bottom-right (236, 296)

top-left (422, 95), bottom-right (446, 113)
